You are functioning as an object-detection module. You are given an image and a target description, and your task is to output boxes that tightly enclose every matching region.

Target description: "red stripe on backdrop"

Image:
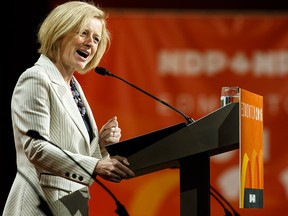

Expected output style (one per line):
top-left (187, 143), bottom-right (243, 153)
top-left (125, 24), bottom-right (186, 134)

top-left (76, 11), bottom-right (288, 215)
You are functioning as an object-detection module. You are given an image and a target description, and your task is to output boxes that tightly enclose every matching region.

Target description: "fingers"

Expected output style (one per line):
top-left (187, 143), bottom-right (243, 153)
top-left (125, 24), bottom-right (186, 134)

top-left (95, 157), bottom-right (135, 183)
top-left (111, 156), bottom-right (135, 178)
top-left (103, 116), bottom-right (118, 129)
top-left (113, 155), bottom-right (130, 166)
top-left (101, 126), bottom-right (121, 139)
top-left (108, 171), bottom-right (123, 183)
top-left (100, 127), bottom-right (121, 144)
top-left (100, 116), bottom-right (121, 144)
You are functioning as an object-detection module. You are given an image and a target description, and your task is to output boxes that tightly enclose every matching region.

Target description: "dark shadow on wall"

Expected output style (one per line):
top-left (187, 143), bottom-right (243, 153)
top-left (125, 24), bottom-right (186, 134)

top-left (0, 0), bottom-right (50, 213)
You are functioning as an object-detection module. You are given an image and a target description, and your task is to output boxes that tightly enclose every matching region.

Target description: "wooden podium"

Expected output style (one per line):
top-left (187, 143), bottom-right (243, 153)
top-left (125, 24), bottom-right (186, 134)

top-left (106, 102), bottom-right (239, 216)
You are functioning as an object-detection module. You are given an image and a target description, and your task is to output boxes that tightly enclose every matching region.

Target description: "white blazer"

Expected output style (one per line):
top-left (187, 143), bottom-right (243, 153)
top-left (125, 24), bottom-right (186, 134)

top-left (3, 54), bottom-right (107, 216)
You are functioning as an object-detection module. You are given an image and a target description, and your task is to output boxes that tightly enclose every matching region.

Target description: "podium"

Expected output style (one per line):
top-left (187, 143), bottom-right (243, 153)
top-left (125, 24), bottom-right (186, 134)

top-left (106, 103), bottom-right (239, 216)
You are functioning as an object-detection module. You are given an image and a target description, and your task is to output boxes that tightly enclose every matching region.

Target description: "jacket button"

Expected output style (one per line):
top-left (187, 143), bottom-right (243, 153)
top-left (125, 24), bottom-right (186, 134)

top-left (79, 176), bottom-right (83, 181)
top-left (65, 172), bottom-right (70, 177)
top-left (72, 173), bottom-right (77, 179)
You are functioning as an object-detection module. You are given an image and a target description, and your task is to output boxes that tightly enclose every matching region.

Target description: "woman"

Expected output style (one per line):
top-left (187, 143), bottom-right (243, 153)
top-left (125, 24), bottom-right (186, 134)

top-left (3, 1), bottom-right (135, 215)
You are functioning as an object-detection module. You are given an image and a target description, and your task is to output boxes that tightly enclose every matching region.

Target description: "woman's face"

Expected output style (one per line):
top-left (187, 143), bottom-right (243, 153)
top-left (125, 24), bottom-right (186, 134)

top-left (58, 17), bottom-right (102, 73)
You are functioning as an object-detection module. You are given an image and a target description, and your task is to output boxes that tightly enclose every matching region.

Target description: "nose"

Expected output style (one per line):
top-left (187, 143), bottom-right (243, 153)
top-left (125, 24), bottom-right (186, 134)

top-left (84, 35), bottom-right (93, 46)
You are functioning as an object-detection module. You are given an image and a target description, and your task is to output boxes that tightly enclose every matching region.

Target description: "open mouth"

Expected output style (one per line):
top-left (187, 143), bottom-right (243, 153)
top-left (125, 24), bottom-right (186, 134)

top-left (77, 50), bottom-right (89, 58)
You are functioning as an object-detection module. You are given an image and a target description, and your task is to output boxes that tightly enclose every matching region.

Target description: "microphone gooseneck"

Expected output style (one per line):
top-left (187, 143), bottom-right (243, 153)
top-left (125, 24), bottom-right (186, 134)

top-left (26, 130), bottom-right (129, 216)
top-left (210, 186), bottom-right (240, 216)
top-left (210, 190), bottom-right (233, 216)
top-left (95, 66), bottom-right (194, 125)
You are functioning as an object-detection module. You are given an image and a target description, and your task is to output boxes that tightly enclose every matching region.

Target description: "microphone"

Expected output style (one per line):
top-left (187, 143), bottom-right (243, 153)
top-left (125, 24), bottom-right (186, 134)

top-left (95, 66), bottom-right (194, 125)
top-left (26, 130), bottom-right (129, 216)
top-left (17, 169), bottom-right (54, 216)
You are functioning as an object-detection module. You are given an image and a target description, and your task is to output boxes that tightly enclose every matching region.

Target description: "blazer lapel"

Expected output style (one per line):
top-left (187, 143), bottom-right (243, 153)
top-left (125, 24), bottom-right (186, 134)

top-left (54, 82), bottom-right (91, 146)
top-left (37, 55), bottom-right (91, 147)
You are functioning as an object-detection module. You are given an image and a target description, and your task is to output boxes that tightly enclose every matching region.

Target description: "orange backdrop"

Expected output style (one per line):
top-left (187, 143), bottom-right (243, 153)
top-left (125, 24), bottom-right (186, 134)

top-left (75, 11), bottom-right (288, 215)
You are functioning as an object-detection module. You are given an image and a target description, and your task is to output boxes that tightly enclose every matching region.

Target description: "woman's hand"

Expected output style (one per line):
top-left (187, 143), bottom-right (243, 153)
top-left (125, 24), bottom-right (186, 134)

top-left (99, 116), bottom-right (121, 147)
top-left (95, 155), bottom-right (135, 182)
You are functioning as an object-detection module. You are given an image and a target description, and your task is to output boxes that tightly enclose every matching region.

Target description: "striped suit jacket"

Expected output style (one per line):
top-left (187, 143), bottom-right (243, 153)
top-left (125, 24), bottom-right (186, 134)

top-left (3, 54), bottom-right (108, 216)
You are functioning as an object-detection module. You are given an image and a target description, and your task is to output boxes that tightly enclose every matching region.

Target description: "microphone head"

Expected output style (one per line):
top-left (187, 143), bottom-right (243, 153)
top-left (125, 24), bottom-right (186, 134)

top-left (27, 130), bottom-right (45, 140)
top-left (95, 66), bottom-right (111, 76)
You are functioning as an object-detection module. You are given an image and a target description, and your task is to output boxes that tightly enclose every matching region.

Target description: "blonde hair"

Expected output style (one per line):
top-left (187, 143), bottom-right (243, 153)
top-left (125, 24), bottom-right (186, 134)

top-left (37, 1), bottom-right (110, 74)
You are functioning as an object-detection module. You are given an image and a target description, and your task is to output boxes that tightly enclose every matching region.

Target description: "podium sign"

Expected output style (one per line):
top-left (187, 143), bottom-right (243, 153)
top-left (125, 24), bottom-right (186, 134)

top-left (240, 89), bottom-right (264, 208)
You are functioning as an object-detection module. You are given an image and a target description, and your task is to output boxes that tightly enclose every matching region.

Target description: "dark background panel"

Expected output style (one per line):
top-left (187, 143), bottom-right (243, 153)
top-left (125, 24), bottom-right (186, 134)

top-left (1, 0), bottom-right (50, 210)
